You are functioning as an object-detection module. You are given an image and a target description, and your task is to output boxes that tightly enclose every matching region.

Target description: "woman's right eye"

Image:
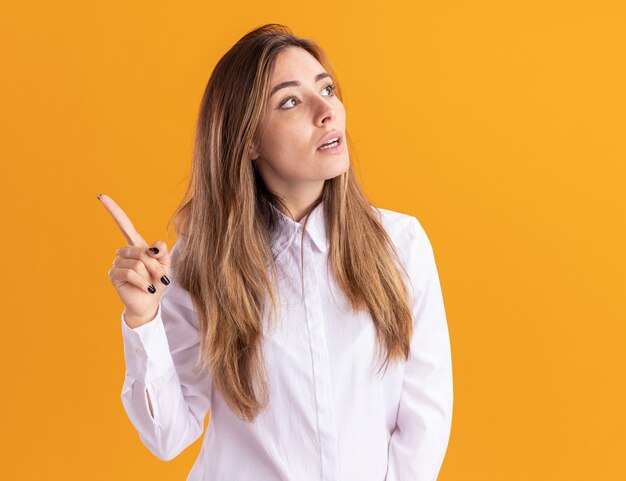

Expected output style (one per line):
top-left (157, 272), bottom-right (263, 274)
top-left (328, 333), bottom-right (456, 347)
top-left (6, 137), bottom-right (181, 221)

top-left (280, 97), bottom-right (298, 110)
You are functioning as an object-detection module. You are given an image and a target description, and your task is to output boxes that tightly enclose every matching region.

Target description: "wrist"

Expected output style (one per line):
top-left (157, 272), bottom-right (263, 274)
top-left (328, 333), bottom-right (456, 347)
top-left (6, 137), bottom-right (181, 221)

top-left (124, 307), bottom-right (158, 329)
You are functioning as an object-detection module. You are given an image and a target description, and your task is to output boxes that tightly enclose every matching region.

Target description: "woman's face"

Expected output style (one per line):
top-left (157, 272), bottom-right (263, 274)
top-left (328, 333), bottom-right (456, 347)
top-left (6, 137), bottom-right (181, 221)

top-left (250, 46), bottom-right (349, 202)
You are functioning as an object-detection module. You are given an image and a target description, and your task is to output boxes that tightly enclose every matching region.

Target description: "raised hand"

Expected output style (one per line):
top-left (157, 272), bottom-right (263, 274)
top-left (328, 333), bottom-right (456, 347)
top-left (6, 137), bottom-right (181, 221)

top-left (98, 193), bottom-right (172, 328)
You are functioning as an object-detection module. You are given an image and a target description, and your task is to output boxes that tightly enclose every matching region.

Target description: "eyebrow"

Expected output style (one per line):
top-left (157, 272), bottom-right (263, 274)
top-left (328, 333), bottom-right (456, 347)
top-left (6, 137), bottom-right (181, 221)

top-left (269, 72), bottom-right (331, 98)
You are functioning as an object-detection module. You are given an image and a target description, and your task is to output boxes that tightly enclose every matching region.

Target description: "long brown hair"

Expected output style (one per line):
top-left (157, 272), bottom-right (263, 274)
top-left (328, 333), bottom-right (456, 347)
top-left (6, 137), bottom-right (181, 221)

top-left (167, 23), bottom-right (415, 422)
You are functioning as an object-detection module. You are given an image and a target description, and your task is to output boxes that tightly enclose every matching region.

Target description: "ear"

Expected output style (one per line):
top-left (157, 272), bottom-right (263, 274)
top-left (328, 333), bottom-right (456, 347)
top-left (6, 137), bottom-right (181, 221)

top-left (249, 142), bottom-right (260, 161)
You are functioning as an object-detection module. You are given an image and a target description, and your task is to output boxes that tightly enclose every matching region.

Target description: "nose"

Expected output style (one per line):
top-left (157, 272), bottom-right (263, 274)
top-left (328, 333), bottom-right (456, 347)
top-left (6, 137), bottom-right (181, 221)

top-left (315, 97), bottom-right (336, 126)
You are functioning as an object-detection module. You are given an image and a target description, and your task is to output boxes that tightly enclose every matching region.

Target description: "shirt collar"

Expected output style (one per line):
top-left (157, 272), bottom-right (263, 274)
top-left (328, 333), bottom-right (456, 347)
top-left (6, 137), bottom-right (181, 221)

top-left (268, 200), bottom-right (328, 255)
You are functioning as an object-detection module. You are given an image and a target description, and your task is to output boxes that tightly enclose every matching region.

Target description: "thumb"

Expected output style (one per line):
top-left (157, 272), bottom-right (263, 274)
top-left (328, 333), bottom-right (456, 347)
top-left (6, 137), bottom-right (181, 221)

top-left (147, 240), bottom-right (171, 267)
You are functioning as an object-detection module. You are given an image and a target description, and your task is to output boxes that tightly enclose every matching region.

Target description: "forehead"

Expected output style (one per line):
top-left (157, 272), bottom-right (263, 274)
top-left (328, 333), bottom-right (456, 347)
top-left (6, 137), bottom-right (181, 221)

top-left (270, 47), bottom-right (324, 81)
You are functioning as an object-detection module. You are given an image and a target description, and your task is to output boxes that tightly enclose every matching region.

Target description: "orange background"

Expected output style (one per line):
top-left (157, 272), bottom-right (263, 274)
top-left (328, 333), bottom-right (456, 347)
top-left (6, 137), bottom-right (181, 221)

top-left (1, 1), bottom-right (625, 480)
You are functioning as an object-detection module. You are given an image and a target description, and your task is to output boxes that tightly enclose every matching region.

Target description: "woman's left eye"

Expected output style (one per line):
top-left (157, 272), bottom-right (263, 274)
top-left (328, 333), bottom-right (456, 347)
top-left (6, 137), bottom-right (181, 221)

top-left (323, 83), bottom-right (336, 96)
top-left (280, 83), bottom-right (336, 110)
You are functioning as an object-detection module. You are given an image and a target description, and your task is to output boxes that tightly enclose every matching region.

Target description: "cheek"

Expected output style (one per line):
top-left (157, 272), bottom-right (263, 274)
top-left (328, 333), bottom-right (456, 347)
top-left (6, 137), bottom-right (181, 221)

top-left (263, 122), bottom-right (310, 158)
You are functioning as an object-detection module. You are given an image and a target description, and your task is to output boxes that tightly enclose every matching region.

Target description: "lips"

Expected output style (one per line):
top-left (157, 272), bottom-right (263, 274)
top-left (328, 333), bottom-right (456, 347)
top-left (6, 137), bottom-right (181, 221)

top-left (316, 130), bottom-right (343, 149)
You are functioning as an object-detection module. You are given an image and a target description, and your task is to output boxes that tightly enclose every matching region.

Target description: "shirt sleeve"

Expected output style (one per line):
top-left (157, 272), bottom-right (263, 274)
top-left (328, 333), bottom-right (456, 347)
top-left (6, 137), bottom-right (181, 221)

top-left (385, 217), bottom-right (454, 481)
top-left (120, 239), bottom-right (212, 461)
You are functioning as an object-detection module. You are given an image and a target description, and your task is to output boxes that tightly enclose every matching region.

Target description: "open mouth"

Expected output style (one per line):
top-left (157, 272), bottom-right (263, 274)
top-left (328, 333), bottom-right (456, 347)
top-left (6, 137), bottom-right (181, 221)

top-left (317, 137), bottom-right (342, 151)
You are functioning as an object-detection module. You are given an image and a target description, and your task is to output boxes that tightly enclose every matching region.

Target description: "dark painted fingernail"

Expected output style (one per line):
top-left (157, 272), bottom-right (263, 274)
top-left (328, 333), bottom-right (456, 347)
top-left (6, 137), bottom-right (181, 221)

top-left (160, 275), bottom-right (170, 285)
top-left (147, 285), bottom-right (156, 294)
top-left (149, 247), bottom-right (159, 254)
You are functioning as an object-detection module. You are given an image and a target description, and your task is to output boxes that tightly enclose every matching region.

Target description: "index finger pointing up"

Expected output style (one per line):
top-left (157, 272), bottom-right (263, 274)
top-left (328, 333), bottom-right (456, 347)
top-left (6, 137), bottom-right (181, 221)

top-left (97, 193), bottom-right (148, 247)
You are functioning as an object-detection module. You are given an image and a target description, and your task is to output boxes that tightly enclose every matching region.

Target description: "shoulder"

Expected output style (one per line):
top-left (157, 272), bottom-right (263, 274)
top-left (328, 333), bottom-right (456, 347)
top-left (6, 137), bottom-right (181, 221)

top-left (371, 205), bottom-right (428, 247)
top-left (371, 205), bottom-right (437, 273)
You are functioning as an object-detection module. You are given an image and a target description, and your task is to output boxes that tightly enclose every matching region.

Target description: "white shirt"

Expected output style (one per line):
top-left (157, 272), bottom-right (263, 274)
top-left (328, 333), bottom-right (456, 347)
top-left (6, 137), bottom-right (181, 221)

top-left (120, 201), bottom-right (453, 481)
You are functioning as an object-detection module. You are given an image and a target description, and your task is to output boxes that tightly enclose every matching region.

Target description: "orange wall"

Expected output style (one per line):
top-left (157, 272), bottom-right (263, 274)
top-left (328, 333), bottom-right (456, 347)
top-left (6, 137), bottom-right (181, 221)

top-left (1, 1), bottom-right (624, 480)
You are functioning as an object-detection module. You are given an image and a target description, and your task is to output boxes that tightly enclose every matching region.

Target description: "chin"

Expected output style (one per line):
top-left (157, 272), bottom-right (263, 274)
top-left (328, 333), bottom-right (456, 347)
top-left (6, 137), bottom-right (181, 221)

top-left (323, 158), bottom-right (350, 179)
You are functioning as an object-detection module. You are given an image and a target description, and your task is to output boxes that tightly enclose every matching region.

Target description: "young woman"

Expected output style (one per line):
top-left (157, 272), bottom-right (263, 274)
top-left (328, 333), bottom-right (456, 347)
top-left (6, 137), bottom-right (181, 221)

top-left (100, 23), bottom-right (453, 481)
